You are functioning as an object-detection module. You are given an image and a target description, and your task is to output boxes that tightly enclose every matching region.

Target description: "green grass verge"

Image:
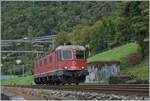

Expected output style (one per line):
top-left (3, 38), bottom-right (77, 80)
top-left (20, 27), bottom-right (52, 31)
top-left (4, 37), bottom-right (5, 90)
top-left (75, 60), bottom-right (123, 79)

top-left (121, 57), bottom-right (149, 80)
top-left (1, 75), bottom-right (35, 85)
top-left (87, 43), bottom-right (139, 62)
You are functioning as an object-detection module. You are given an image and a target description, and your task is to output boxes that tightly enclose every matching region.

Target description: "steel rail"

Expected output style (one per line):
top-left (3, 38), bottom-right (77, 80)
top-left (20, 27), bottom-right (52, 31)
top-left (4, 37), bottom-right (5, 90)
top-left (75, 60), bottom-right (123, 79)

top-left (3, 84), bottom-right (149, 97)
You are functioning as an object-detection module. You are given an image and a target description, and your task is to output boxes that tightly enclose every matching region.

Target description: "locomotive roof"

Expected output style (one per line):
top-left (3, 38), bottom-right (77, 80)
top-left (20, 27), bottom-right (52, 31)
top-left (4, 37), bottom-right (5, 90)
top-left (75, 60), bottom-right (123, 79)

top-left (56, 45), bottom-right (86, 51)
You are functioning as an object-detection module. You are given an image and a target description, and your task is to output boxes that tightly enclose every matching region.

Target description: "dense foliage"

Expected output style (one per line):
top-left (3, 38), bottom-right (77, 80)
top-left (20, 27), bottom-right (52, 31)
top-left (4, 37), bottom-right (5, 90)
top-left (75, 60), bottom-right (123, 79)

top-left (2, 1), bottom-right (117, 39)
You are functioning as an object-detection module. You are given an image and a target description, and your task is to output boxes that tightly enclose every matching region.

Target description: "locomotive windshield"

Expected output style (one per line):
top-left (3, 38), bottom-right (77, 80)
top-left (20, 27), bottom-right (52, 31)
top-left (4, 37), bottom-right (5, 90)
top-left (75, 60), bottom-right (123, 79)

top-left (76, 51), bottom-right (84, 59)
top-left (63, 50), bottom-right (72, 59)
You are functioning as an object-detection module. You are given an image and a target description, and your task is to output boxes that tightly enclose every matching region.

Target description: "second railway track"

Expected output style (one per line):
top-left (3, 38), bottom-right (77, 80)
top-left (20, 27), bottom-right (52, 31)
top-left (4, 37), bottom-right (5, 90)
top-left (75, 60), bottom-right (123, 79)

top-left (4, 84), bottom-right (149, 97)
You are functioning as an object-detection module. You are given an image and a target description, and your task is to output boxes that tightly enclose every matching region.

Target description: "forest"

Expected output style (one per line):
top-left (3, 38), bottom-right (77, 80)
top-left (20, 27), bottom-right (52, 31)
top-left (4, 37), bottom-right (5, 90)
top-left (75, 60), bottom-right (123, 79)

top-left (1, 1), bottom-right (149, 75)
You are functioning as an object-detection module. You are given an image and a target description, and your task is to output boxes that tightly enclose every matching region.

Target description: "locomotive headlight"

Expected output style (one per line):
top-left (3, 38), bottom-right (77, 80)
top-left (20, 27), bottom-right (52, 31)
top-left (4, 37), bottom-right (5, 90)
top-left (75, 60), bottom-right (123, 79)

top-left (81, 67), bottom-right (85, 69)
top-left (64, 66), bottom-right (68, 69)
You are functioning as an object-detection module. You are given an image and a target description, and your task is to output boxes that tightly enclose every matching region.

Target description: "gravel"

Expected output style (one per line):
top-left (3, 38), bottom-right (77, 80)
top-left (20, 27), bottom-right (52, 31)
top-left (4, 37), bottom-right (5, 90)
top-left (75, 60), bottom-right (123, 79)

top-left (2, 86), bottom-right (149, 100)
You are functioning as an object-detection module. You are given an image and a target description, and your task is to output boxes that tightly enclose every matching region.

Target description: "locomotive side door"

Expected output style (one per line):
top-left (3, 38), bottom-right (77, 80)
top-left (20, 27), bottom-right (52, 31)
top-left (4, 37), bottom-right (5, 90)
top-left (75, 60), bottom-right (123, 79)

top-left (56, 50), bottom-right (62, 69)
top-left (54, 51), bottom-right (58, 70)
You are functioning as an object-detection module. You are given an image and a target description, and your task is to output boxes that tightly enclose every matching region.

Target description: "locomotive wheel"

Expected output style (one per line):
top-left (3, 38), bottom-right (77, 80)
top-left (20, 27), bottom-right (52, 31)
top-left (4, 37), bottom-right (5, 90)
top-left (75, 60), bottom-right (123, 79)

top-left (37, 78), bottom-right (41, 84)
top-left (48, 76), bottom-right (52, 84)
top-left (56, 82), bottom-right (60, 85)
top-left (50, 82), bottom-right (54, 85)
top-left (42, 77), bottom-right (46, 84)
top-left (34, 78), bottom-right (38, 84)
top-left (42, 77), bottom-right (45, 84)
top-left (45, 77), bottom-right (48, 84)
top-left (39, 78), bottom-right (42, 84)
top-left (75, 83), bottom-right (79, 85)
top-left (37, 78), bottom-right (40, 84)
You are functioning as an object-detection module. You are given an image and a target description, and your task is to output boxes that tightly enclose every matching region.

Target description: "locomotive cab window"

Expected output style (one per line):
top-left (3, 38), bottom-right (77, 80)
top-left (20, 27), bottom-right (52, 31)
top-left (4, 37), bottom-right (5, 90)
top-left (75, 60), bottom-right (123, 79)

top-left (76, 51), bottom-right (84, 59)
top-left (57, 50), bottom-right (62, 60)
top-left (63, 50), bottom-right (72, 60)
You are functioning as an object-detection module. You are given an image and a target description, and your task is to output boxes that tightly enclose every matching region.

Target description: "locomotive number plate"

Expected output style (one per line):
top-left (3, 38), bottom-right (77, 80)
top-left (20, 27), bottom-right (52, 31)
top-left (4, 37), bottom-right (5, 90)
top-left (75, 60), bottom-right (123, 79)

top-left (72, 61), bottom-right (76, 66)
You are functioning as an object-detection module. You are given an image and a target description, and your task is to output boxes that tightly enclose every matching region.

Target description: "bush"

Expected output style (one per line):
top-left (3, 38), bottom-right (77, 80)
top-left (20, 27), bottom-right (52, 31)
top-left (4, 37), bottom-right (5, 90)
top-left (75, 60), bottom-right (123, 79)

top-left (109, 75), bottom-right (135, 84)
top-left (128, 52), bottom-right (143, 65)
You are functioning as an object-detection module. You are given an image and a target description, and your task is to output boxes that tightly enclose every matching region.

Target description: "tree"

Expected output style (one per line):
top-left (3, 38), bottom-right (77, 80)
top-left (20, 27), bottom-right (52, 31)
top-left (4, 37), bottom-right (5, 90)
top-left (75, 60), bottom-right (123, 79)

top-left (90, 16), bottom-right (123, 54)
top-left (120, 1), bottom-right (149, 57)
top-left (55, 31), bottom-right (71, 47)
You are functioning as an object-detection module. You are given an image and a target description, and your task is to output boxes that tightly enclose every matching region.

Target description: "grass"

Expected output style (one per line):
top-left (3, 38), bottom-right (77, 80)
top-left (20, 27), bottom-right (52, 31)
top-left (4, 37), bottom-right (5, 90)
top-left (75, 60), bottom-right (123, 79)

top-left (121, 57), bottom-right (149, 80)
top-left (87, 43), bottom-right (139, 62)
top-left (1, 75), bottom-right (34, 85)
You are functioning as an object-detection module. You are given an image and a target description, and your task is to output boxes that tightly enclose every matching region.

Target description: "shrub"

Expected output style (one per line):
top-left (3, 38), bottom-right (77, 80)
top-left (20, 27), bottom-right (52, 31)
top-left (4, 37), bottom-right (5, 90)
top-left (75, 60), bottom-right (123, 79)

top-left (109, 75), bottom-right (135, 84)
top-left (128, 52), bottom-right (143, 65)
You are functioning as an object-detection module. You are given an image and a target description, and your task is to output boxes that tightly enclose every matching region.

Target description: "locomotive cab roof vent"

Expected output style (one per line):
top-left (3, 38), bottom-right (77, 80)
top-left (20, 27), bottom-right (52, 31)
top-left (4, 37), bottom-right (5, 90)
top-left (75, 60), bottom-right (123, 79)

top-left (56, 45), bottom-right (86, 51)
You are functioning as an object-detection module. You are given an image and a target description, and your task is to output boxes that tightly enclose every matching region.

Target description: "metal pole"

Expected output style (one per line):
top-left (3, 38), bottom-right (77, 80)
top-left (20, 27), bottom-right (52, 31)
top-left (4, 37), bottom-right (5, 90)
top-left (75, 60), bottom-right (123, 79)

top-left (24, 37), bottom-right (28, 77)
top-left (22, 65), bottom-right (24, 77)
top-left (37, 51), bottom-right (38, 57)
top-left (52, 39), bottom-right (54, 49)
top-left (11, 66), bottom-right (13, 78)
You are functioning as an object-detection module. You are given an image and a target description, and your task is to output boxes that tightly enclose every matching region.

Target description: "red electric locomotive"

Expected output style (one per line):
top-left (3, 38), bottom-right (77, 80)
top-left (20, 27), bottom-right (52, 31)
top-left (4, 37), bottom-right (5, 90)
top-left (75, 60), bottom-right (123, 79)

top-left (33, 45), bottom-right (88, 85)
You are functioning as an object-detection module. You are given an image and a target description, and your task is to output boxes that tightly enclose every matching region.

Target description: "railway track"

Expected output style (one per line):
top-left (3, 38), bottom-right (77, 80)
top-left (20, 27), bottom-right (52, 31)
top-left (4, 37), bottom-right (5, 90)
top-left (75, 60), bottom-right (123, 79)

top-left (3, 84), bottom-right (149, 97)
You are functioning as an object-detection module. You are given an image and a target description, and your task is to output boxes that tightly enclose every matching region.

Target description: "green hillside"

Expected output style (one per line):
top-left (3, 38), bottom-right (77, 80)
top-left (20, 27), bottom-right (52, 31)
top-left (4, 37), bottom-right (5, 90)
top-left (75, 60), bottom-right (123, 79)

top-left (87, 43), bottom-right (139, 62)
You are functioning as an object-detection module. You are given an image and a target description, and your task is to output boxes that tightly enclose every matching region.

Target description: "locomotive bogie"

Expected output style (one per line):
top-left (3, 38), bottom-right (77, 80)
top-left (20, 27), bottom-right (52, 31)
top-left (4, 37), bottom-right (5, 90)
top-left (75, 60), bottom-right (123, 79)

top-left (34, 69), bottom-right (88, 85)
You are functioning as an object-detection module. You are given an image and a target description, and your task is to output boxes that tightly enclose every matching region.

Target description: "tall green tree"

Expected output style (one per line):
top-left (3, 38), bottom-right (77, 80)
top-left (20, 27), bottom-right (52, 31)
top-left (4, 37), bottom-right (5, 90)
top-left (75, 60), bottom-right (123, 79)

top-left (90, 16), bottom-right (123, 54)
top-left (120, 1), bottom-right (149, 57)
top-left (55, 31), bottom-right (71, 47)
